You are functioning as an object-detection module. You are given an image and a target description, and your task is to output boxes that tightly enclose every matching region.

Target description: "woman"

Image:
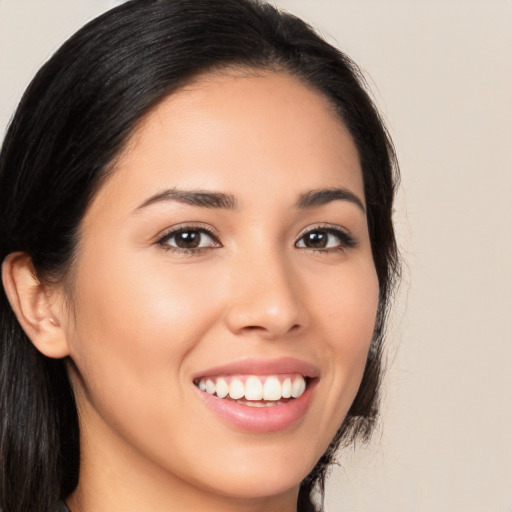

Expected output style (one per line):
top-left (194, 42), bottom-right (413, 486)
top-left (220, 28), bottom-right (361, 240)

top-left (0, 1), bottom-right (399, 511)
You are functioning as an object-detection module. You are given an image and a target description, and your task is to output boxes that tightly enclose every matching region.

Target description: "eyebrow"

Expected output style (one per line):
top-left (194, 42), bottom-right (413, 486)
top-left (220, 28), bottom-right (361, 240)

top-left (296, 188), bottom-right (366, 213)
top-left (133, 186), bottom-right (365, 214)
top-left (133, 188), bottom-right (237, 213)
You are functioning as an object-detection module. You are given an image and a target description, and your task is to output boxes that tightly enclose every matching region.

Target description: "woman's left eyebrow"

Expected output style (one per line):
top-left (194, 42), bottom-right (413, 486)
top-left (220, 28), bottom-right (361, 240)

top-left (296, 188), bottom-right (366, 213)
top-left (132, 188), bottom-right (237, 213)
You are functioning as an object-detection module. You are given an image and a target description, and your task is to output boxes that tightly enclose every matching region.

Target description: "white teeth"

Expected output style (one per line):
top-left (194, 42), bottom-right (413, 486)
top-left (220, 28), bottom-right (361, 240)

top-left (237, 399), bottom-right (267, 408)
top-left (291, 377), bottom-right (306, 398)
top-left (198, 375), bottom-right (308, 401)
top-left (228, 378), bottom-right (245, 400)
top-left (281, 378), bottom-right (292, 398)
top-left (215, 377), bottom-right (229, 398)
top-left (205, 379), bottom-right (216, 395)
top-left (263, 376), bottom-right (282, 401)
top-left (245, 376), bottom-right (263, 400)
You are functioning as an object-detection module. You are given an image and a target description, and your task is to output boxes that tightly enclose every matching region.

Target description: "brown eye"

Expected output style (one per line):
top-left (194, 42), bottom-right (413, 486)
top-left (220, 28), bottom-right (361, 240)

top-left (173, 230), bottom-right (202, 249)
top-left (302, 231), bottom-right (328, 249)
top-left (159, 227), bottom-right (220, 252)
top-left (295, 226), bottom-right (356, 251)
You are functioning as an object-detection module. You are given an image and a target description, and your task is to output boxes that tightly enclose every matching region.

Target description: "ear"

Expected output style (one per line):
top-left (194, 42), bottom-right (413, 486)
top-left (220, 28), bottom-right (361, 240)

top-left (2, 252), bottom-right (70, 359)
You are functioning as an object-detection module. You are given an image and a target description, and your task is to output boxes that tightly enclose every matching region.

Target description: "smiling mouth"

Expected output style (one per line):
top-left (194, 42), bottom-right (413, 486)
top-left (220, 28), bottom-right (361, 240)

top-left (194, 374), bottom-right (308, 406)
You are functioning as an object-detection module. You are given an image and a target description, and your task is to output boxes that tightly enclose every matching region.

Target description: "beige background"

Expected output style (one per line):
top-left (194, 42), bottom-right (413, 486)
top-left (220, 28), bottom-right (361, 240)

top-left (1, 1), bottom-right (511, 511)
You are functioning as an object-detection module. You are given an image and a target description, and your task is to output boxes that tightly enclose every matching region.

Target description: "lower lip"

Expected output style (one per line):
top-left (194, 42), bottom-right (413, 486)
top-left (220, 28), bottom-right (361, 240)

top-left (195, 380), bottom-right (316, 433)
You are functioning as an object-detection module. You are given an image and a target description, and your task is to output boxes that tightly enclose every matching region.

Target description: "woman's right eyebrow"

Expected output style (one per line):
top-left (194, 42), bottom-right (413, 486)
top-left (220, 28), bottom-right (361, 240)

top-left (132, 188), bottom-right (237, 213)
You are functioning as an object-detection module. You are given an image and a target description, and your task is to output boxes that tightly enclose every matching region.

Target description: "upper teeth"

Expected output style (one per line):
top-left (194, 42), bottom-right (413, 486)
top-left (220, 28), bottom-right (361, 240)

top-left (197, 375), bottom-right (307, 401)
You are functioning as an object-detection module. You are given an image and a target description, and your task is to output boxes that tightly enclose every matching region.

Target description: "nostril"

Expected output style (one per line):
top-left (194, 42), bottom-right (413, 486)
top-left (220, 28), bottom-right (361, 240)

top-left (240, 323), bottom-right (302, 336)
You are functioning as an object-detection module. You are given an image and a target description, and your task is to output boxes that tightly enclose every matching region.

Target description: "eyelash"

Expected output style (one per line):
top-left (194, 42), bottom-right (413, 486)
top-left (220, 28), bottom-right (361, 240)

top-left (295, 224), bottom-right (357, 253)
top-left (156, 224), bottom-right (221, 255)
top-left (156, 223), bottom-right (356, 255)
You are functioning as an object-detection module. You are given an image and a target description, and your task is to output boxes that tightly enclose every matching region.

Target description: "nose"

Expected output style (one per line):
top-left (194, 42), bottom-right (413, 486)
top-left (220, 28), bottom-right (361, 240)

top-left (223, 250), bottom-right (307, 339)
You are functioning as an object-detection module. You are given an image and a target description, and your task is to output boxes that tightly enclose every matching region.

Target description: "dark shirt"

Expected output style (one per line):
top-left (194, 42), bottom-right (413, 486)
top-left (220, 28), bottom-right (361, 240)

top-left (54, 501), bottom-right (71, 512)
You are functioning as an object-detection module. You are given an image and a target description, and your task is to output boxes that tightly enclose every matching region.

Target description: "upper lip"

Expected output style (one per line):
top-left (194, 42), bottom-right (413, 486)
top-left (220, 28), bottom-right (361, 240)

top-left (192, 357), bottom-right (320, 380)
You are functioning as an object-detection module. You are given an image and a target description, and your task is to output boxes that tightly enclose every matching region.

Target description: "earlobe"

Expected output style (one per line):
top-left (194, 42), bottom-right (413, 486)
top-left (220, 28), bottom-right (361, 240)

top-left (2, 252), bottom-right (70, 359)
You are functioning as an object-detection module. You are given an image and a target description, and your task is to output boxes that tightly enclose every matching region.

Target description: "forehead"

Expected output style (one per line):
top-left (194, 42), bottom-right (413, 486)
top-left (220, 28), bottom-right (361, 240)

top-left (89, 71), bottom-right (364, 216)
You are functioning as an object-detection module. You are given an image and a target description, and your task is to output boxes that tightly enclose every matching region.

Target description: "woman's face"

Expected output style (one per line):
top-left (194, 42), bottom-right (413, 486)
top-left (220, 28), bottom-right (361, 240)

top-left (63, 72), bottom-right (379, 509)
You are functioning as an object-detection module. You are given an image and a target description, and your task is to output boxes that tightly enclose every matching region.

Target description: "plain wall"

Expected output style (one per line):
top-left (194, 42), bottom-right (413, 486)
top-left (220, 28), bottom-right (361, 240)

top-left (1, 1), bottom-right (511, 511)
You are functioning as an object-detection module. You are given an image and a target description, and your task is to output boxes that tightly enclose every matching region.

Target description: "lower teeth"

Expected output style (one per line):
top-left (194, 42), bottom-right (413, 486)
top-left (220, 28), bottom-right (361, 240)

top-left (236, 399), bottom-right (284, 407)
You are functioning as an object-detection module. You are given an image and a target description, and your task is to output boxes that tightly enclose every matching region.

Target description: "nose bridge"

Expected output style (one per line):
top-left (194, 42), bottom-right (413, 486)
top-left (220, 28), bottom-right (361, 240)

top-left (224, 242), bottom-right (306, 338)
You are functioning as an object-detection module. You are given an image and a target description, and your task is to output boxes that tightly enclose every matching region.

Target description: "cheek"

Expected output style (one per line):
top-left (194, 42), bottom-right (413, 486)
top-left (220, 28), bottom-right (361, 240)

top-left (310, 258), bottom-right (379, 420)
top-left (335, 266), bottom-right (378, 370)
top-left (65, 247), bottom-right (224, 409)
top-left (312, 254), bottom-right (379, 353)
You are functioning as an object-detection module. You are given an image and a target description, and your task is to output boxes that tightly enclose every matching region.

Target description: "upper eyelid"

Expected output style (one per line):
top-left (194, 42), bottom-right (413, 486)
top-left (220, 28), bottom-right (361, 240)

top-left (296, 223), bottom-right (352, 238)
top-left (156, 223), bottom-right (221, 242)
top-left (295, 223), bottom-right (357, 248)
